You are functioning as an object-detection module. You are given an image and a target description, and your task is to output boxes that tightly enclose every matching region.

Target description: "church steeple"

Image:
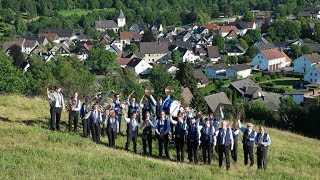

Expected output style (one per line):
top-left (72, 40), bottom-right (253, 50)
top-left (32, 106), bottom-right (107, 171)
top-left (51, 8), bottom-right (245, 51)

top-left (117, 9), bottom-right (126, 28)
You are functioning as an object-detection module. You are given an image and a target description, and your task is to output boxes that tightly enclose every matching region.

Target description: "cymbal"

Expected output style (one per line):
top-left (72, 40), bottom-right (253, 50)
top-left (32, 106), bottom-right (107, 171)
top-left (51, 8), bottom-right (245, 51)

top-left (144, 86), bottom-right (154, 96)
top-left (165, 86), bottom-right (174, 95)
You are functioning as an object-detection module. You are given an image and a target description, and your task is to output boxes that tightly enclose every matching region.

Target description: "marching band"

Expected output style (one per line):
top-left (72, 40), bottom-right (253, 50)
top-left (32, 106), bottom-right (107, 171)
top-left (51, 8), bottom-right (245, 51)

top-left (46, 85), bottom-right (271, 170)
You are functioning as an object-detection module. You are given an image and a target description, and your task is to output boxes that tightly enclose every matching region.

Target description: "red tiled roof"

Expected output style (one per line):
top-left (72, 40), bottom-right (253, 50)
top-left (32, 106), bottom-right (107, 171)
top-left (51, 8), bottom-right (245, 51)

top-left (38, 33), bottom-right (58, 41)
top-left (117, 58), bottom-right (132, 66)
top-left (202, 24), bottom-right (219, 30)
top-left (120, 31), bottom-right (137, 40)
top-left (219, 25), bottom-right (238, 33)
top-left (260, 48), bottom-right (289, 61)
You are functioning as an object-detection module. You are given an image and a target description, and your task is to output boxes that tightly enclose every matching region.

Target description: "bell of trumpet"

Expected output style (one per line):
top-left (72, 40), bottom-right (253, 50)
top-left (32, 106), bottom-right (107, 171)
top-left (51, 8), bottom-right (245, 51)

top-left (144, 86), bottom-right (154, 96)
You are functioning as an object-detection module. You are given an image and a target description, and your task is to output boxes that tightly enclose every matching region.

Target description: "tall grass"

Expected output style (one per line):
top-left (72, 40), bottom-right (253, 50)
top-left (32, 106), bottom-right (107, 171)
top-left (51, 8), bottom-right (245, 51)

top-left (0, 94), bottom-right (319, 179)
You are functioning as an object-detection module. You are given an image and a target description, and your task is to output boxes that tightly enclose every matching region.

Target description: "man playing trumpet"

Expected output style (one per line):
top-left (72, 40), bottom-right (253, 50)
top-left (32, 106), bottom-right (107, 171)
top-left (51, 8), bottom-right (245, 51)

top-left (66, 92), bottom-right (81, 133)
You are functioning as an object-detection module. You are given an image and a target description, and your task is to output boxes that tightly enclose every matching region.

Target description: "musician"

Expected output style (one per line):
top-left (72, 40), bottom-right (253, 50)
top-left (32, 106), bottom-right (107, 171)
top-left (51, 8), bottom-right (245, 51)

top-left (126, 94), bottom-right (140, 122)
top-left (66, 92), bottom-right (81, 133)
top-left (140, 111), bottom-right (155, 156)
top-left (149, 96), bottom-right (165, 119)
top-left (124, 112), bottom-right (139, 153)
top-left (80, 97), bottom-right (91, 137)
top-left (140, 96), bottom-right (155, 121)
top-left (255, 126), bottom-right (271, 170)
top-left (231, 122), bottom-right (240, 163)
top-left (106, 109), bottom-right (119, 148)
top-left (47, 85), bottom-right (65, 131)
top-left (112, 94), bottom-right (124, 135)
top-left (184, 107), bottom-right (193, 125)
top-left (154, 111), bottom-right (171, 158)
top-left (209, 106), bottom-right (224, 132)
top-left (170, 113), bottom-right (186, 162)
top-left (215, 121), bottom-right (234, 170)
top-left (195, 111), bottom-right (204, 126)
top-left (200, 118), bottom-right (215, 165)
top-left (186, 118), bottom-right (201, 164)
top-left (89, 103), bottom-right (103, 144)
top-left (238, 119), bottom-right (257, 167)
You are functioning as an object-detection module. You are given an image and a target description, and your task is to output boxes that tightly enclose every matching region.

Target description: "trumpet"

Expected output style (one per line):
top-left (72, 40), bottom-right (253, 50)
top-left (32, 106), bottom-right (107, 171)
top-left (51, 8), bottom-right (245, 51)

top-left (141, 119), bottom-right (151, 130)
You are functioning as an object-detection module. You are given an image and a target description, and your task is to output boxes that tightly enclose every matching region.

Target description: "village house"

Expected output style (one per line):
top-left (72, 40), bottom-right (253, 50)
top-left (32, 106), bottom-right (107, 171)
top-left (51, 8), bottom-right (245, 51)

top-left (283, 88), bottom-right (320, 105)
top-left (294, 53), bottom-right (320, 74)
top-left (126, 58), bottom-right (153, 75)
top-left (229, 78), bottom-right (262, 100)
top-left (95, 10), bottom-right (126, 32)
top-left (251, 48), bottom-right (292, 71)
top-left (226, 64), bottom-right (252, 79)
top-left (304, 64), bottom-right (320, 84)
top-left (204, 92), bottom-right (232, 114)
top-left (139, 42), bottom-right (169, 63)
top-left (204, 63), bottom-right (229, 79)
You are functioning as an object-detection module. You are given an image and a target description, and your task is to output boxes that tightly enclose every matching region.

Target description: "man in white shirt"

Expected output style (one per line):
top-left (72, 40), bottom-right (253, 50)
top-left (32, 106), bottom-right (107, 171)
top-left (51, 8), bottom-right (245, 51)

top-left (47, 85), bottom-right (65, 131)
top-left (66, 92), bottom-right (81, 133)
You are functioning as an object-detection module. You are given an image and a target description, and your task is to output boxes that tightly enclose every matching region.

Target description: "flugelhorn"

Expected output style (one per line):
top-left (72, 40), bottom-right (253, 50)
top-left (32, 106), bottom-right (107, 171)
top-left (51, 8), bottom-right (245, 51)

top-left (144, 86), bottom-right (154, 96)
top-left (165, 86), bottom-right (174, 95)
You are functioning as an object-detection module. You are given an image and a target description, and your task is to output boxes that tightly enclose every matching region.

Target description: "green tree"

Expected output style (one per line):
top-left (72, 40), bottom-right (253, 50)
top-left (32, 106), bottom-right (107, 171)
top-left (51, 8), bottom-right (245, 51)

top-left (212, 35), bottom-right (225, 52)
top-left (243, 11), bottom-right (254, 21)
top-left (85, 44), bottom-right (118, 74)
top-left (301, 44), bottom-right (312, 54)
top-left (129, 43), bottom-right (139, 52)
top-left (0, 51), bottom-right (28, 93)
top-left (149, 65), bottom-right (181, 100)
top-left (171, 50), bottom-right (181, 65)
top-left (176, 62), bottom-right (197, 93)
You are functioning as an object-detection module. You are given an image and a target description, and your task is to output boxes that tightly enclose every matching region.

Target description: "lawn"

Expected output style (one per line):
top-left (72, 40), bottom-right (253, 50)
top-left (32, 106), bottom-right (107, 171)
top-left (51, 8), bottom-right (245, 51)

top-left (259, 77), bottom-right (300, 87)
top-left (0, 94), bottom-right (320, 179)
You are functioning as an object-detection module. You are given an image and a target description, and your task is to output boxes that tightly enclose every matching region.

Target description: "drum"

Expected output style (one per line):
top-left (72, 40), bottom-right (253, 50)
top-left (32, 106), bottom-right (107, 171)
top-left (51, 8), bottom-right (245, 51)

top-left (162, 98), bottom-right (180, 116)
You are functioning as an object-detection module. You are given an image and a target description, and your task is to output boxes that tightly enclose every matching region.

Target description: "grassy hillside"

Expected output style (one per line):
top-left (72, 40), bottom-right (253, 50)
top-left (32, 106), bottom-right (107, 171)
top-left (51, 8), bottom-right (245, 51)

top-left (0, 95), bottom-right (320, 179)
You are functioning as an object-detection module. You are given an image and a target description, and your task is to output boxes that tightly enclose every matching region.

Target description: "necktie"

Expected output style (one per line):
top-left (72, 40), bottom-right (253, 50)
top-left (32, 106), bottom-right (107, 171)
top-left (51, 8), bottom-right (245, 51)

top-left (221, 130), bottom-right (225, 145)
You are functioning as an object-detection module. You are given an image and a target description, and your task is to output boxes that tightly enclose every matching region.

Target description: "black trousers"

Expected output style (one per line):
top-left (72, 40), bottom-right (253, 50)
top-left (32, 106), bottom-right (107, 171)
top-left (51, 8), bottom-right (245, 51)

top-left (68, 111), bottom-right (79, 132)
top-left (187, 140), bottom-right (198, 163)
top-left (218, 145), bottom-right (230, 170)
top-left (107, 130), bottom-right (117, 147)
top-left (158, 134), bottom-right (169, 158)
top-left (231, 144), bottom-right (238, 162)
top-left (243, 145), bottom-right (254, 166)
top-left (175, 137), bottom-right (185, 162)
top-left (142, 133), bottom-right (152, 155)
top-left (91, 123), bottom-right (101, 144)
top-left (170, 123), bottom-right (175, 141)
top-left (50, 107), bottom-right (62, 131)
top-left (101, 124), bottom-right (106, 137)
top-left (125, 131), bottom-right (137, 152)
top-left (82, 118), bottom-right (90, 137)
top-left (257, 147), bottom-right (268, 169)
top-left (201, 140), bottom-right (212, 164)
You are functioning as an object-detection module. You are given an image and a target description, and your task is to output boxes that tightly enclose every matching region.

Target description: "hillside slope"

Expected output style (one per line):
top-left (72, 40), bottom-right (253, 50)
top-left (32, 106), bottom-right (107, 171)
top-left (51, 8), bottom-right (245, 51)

top-left (0, 95), bottom-right (319, 179)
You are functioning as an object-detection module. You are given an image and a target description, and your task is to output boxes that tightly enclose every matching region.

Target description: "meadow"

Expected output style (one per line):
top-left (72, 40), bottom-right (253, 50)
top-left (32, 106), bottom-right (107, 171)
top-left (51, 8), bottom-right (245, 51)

top-left (0, 94), bottom-right (319, 179)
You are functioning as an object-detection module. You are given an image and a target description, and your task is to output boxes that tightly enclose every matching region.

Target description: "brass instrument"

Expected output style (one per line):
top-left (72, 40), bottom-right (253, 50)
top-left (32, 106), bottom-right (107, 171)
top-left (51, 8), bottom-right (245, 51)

top-left (144, 86), bottom-right (154, 96)
top-left (141, 119), bottom-right (151, 130)
top-left (67, 99), bottom-right (76, 113)
top-left (165, 86), bottom-right (174, 95)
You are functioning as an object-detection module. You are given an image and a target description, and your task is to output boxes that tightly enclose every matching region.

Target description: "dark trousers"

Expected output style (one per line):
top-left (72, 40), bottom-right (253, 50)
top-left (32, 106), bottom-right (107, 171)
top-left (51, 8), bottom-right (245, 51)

top-left (175, 137), bottom-right (185, 162)
top-left (50, 107), bottom-right (62, 131)
top-left (170, 123), bottom-right (175, 141)
top-left (231, 144), bottom-right (238, 162)
top-left (201, 140), bottom-right (212, 164)
top-left (158, 134), bottom-right (169, 158)
top-left (68, 111), bottom-right (79, 132)
top-left (91, 123), bottom-right (101, 144)
top-left (82, 118), bottom-right (91, 137)
top-left (257, 147), bottom-right (268, 169)
top-left (101, 124), bottom-right (106, 137)
top-left (243, 145), bottom-right (254, 166)
top-left (142, 133), bottom-right (152, 155)
top-left (187, 140), bottom-right (198, 163)
top-left (218, 145), bottom-right (230, 170)
top-left (125, 131), bottom-right (137, 152)
top-left (107, 130), bottom-right (117, 147)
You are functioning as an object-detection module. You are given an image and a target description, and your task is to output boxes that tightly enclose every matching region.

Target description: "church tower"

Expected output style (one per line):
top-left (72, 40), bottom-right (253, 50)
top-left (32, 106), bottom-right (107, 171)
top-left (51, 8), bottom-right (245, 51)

top-left (117, 9), bottom-right (126, 28)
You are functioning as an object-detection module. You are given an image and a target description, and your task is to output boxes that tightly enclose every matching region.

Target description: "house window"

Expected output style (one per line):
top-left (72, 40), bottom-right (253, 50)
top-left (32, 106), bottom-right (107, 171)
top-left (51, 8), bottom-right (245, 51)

top-left (311, 73), bottom-right (313, 76)
top-left (316, 79), bottom-right (318, 83)
top-left (259, 60), bottom-right (262, 63)
top-left (304, 63), bottom-right (306, 66)
top-left (316, 73), bottom-right (318, 77)
top-left (311, 79), bottom-right (313, 82)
